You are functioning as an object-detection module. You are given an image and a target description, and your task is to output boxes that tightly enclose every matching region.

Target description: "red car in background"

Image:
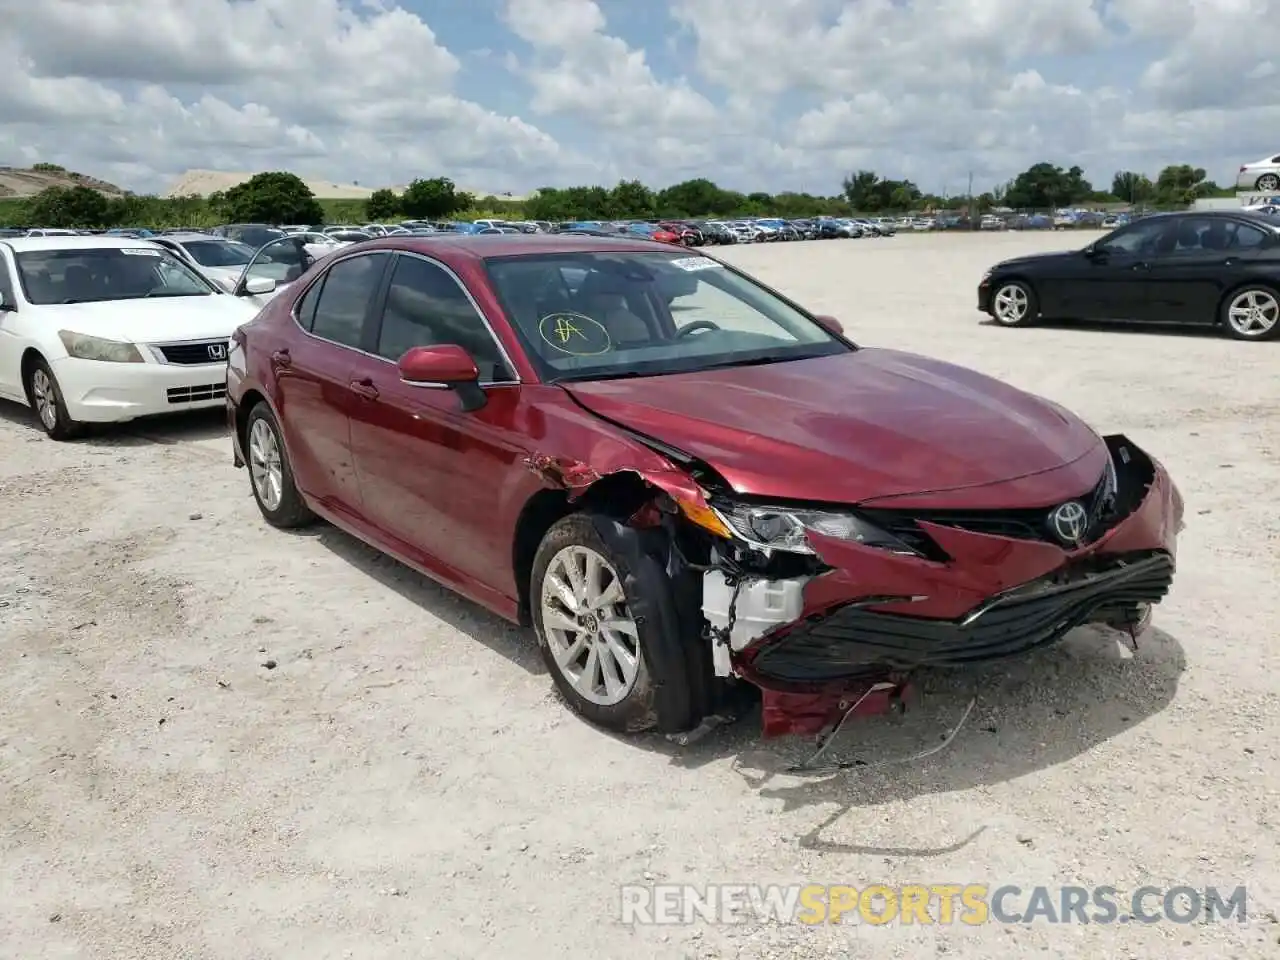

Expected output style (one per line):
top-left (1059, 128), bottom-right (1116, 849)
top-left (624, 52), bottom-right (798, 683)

top-left (226, 235), bottom-right (1182, 741)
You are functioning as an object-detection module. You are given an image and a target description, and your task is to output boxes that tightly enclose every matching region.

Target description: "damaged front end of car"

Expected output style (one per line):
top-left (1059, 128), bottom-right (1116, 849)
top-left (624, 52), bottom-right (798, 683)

top-left (526, 427), bottom-right (1183, 746)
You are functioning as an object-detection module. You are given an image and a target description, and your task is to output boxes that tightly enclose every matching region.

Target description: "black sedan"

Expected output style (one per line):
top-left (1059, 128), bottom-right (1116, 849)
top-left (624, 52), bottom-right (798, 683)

top-left (978, 211), bottom-right (1280, 341)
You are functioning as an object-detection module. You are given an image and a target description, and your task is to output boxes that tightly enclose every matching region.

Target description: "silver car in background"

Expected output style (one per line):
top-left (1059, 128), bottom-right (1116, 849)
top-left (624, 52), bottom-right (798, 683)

top-left (1236, 153), bottom-right (1280, 191)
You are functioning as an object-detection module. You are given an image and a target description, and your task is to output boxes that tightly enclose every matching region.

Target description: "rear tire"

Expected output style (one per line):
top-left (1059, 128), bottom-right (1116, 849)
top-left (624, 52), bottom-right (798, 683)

top-left (1256, 174), bottom-right (1280, 191)
top-left (244, 402), bottom-right (315, 527)
top-left (989, 280), bottom-right (1038, 327)
top-left (1220, 285), bottom-right (1280, 341)
top-left (25, 357), bottom-right (82, 440)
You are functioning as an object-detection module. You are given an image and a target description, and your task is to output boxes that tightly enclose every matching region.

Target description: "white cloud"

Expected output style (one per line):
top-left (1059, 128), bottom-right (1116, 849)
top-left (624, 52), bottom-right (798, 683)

top-left (1, 0), bottom-right (1279, 197)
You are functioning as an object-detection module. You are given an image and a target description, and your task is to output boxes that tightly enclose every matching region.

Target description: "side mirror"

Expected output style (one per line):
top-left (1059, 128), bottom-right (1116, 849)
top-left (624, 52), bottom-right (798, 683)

top-left (1083, 244), bottom-right (1104, 259)
top-left (813, 314), bottom-right (843, 335)
top-left (398, 344), bottom-right (486, 412)
top-left (244, 276), bottom-right (277, 295)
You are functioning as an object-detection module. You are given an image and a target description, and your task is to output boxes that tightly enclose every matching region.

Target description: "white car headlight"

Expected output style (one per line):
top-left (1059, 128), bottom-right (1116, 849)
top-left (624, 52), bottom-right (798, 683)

top-left (715, 503), bottom-right (922, 556)
top-left (58, 330), bottom-right (144, 363)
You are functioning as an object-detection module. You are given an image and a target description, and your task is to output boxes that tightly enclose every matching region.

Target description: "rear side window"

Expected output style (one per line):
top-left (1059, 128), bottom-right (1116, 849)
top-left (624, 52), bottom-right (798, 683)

top-left (309, 253), bottom-right (389, 348)
top-left (294, 277), bottom-right (323, 331)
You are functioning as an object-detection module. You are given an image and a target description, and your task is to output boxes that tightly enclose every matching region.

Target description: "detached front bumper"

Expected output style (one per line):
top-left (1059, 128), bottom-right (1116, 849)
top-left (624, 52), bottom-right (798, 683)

top-left (729, 436), bottom-right (1182, 736)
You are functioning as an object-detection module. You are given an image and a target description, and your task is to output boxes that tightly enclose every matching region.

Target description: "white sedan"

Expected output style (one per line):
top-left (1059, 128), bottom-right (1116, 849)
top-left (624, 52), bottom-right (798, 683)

top-left (0, 236), bottom-right (275, 439)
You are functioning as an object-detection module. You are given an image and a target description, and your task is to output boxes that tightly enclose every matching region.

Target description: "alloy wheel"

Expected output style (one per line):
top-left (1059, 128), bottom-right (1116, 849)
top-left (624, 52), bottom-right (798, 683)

top-left (540, 545), bottom-right (641, 706)
top-left (30, 369), bottom-right (57, 430)
top-left (993, 284), bottom-right (1029, 324)
top-left (1258, 174), bottom-right (1280, 191)
top-left (248, 418), bottom-right (284, 510)
top-left (1227, 289), bottom-right (1279, 337)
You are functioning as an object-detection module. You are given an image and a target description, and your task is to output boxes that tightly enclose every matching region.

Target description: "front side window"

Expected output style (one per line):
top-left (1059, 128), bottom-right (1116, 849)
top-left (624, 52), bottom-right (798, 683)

top-left (374, 255), bottom-right (510, 380)
top-left (308, 253), bottom-right (389, 348)
top-left (1097, 220), bottom-right (1168, 255)
top-left (484, 251), bottom-right (847, 382)
top-left (14, 247), bottom-right (214, 304)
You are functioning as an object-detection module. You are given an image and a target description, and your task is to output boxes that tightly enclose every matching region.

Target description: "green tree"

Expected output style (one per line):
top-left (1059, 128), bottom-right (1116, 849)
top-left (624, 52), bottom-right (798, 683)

top-left (1152, 165), bottom-right (1215, 206)
top-left (656, 178), bottom-right (731, 216)
top-left (218, 172), bottom-right (324, 224)
top-left (365, 188), bottom-right (400, 221)
top-left (1111, 171), bottom-right (1154, 204)
top-left (24, 186), bottom-right (112, 228)
top-left (608, 179), bottom-right (655, 218)
top-left (400, 177), bottom-right (467, 219)
top-left (1005, 163), bottom-right (1093, 210)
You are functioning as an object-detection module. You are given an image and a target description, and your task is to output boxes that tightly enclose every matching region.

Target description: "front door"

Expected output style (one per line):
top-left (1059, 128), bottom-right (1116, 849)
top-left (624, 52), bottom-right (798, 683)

top-left (1070, 218), bottom-right (1174, 321)
top-left (346, 252), bottom-right (528, 592)
top-left (271, 251), bottom-right (391, 515)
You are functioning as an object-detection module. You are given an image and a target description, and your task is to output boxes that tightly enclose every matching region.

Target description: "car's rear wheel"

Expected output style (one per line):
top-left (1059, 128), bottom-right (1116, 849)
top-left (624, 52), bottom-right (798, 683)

top-left (1256, 174), bottom-right (1280, 191)
top-left (245, 402), bottom-right (315, 527)
top-left (25, 357), bottom-right (82, 440)
top-left (990, 280), bottom-right (1037, 327)
top-left (1221, 286), bottom-right (1280, 341)
top-left (531, 513), bottom-right (698, 734)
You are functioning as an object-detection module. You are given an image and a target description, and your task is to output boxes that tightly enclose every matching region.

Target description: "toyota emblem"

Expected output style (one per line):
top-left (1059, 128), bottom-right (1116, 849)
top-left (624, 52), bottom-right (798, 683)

top-left (207, 343), bottom-right (227, 360)
top-left (1048, 500), bottom-right (1088, 545)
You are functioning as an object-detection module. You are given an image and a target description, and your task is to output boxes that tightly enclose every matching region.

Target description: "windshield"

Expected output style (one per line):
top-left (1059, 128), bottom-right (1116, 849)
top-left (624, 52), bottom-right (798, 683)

top-left (484, 251), bottom-right (848, 383)
top-left (182, 239), bottom-right (256, 267)
top-left (14, 247), bottom-right (215, 304)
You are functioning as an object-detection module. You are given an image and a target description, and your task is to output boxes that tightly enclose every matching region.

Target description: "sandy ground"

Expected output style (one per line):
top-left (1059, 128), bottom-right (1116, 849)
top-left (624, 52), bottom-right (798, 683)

top-left (2, 231), bottom-right (1279, 959)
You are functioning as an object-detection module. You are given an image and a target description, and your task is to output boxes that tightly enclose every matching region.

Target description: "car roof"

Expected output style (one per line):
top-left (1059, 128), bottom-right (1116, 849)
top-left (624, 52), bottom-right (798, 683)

top-left (1131, 210), bottom-right (1280, 229)
top-left (2, 235), bottom-right (166, 253)
top-left (154, 232), bottom-right (226, 243)
top-left (342, 233), bottom-right (685, 263)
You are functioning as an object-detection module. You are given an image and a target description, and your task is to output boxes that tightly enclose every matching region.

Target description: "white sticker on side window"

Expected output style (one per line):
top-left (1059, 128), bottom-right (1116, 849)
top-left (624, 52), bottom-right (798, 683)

top-left (120, 248), bottom-right (160, 255)
top-left (668, 256), bottom-right (722, 271)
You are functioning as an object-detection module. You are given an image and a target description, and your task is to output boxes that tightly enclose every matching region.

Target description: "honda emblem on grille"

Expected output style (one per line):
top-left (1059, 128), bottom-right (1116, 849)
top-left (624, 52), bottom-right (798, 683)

top-left (207, 343), bottom-right (227, 360)
top-left (1048, 500), bottom-right (1088, 545)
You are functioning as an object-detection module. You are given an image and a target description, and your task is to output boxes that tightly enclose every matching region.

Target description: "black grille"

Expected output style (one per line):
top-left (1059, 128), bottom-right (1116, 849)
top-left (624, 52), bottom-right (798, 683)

top-left (167, 383), bottom-right (226, 404)
top-left (751, 552), bottom-right (1174, 682)
top-left (863, 468), bottom-right (1114, 550)
top-left (157, 341), bottom-right (229, 364)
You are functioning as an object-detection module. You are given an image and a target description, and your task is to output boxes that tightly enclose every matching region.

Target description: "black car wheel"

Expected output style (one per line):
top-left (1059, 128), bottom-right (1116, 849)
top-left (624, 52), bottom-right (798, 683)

top-left (1221, 286), bottom-right (1280, 341)
top-left (531, 513), bottom-right (701, 734)
top-left (244, 402), bottom-right (316, 527)
top-left (24, 356), bottom-right (82, 440)
top-left (989, 280), bottom-right (1038, 327)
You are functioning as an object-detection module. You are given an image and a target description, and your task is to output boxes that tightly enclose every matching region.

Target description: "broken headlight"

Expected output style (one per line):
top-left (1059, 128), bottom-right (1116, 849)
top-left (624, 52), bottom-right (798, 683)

top-left (714, 503), bottom-right (922, 557)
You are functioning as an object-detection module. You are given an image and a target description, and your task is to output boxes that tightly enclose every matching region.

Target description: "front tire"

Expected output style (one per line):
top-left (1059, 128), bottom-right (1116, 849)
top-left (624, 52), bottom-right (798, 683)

top-left (990, 280), bottom-right (1038, 327)
top-left (1221, 286), bottom-right (1280, 341)
top-left (25, 357), bottom-right (82, 440)
top-left (244, 401), bottom-right (315, 527)
top-left (531, 513), bottom-right (699, 734)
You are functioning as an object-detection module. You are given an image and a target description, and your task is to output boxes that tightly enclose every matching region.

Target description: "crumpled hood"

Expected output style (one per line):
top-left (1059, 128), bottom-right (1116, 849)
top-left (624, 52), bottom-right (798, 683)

top-left (33, 295), bottom-right (259, 344)
top-left (562, 348), bottom-right (1103, 504)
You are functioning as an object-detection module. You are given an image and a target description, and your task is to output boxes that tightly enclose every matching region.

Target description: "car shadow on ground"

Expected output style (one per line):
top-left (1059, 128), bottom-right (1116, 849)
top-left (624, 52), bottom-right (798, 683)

top-left (296, 520), bottom-right (547, 677)
top-left (643, 625), bottom-right (1186, 854)
top-left (978, 317), bottom-right (1228, 339)
top-left (0, 403), bottom-right (228, 445)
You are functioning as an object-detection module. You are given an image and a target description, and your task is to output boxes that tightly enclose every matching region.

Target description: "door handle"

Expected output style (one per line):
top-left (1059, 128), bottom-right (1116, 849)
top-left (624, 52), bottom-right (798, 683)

top-left (1132, 261), bottom-right (1150, 271)
top-left (350, 378), bottom-right (379, 400)
top-left (270, 349), bottom-right (291, 368)
top-left (1223, 257), bottom-right (1239, 267)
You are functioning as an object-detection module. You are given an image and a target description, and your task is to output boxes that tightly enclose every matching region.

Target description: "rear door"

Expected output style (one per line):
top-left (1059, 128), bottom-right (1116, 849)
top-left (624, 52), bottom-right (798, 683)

top-left (271, 251), bottom-right (391, 515)
top-left (1142, 218), bottom-right (1269, 325)
top-left (346, 251), bottom-right (528, 591)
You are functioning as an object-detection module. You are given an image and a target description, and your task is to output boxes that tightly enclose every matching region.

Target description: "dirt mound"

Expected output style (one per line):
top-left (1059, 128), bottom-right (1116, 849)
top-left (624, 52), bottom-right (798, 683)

top-left (0, 166), bottom-right (127, 199)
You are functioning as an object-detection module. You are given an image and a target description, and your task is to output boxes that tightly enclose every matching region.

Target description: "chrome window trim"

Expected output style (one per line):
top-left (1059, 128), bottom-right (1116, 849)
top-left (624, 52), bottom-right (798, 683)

top-left (286, 248), bottom-right (522, 387)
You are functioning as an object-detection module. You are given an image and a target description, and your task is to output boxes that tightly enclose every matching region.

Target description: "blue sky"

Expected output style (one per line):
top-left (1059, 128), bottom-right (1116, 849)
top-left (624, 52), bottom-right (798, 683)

top-left (1, 0), bottom-right (1274, 196)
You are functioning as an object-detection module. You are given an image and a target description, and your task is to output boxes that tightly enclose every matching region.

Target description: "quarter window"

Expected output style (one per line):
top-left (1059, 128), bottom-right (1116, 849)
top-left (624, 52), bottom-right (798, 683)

top-left (309, 253), bottom-right (390, 348)
top-left (373, 255), bottom-right (511, 380)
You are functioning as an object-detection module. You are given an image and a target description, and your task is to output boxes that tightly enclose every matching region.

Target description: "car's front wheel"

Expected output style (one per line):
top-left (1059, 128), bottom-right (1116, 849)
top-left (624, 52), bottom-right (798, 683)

top-left (531, 513), bottom-right (700, 734)
top-left (25, 357), bottom-right (82, 440)
top-left (244, 401), bottom-right (315, 527)
top-left (990, 280), bottom-right (1038, 327)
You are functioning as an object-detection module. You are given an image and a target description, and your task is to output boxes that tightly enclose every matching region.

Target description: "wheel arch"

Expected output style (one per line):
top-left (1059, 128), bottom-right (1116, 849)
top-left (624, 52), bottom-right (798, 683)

top-left (19, 347), bottom-right (46, 402)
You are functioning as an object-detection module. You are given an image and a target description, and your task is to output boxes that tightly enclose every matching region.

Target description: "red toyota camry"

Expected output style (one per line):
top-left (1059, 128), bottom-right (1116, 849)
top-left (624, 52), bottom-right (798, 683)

top-left (225, 235), bottom-right (1183, 740)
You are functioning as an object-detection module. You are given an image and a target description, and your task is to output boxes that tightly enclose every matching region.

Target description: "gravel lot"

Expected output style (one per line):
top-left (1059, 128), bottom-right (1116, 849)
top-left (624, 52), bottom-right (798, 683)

top-left (3, 231), bottom-right (1278, 959)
